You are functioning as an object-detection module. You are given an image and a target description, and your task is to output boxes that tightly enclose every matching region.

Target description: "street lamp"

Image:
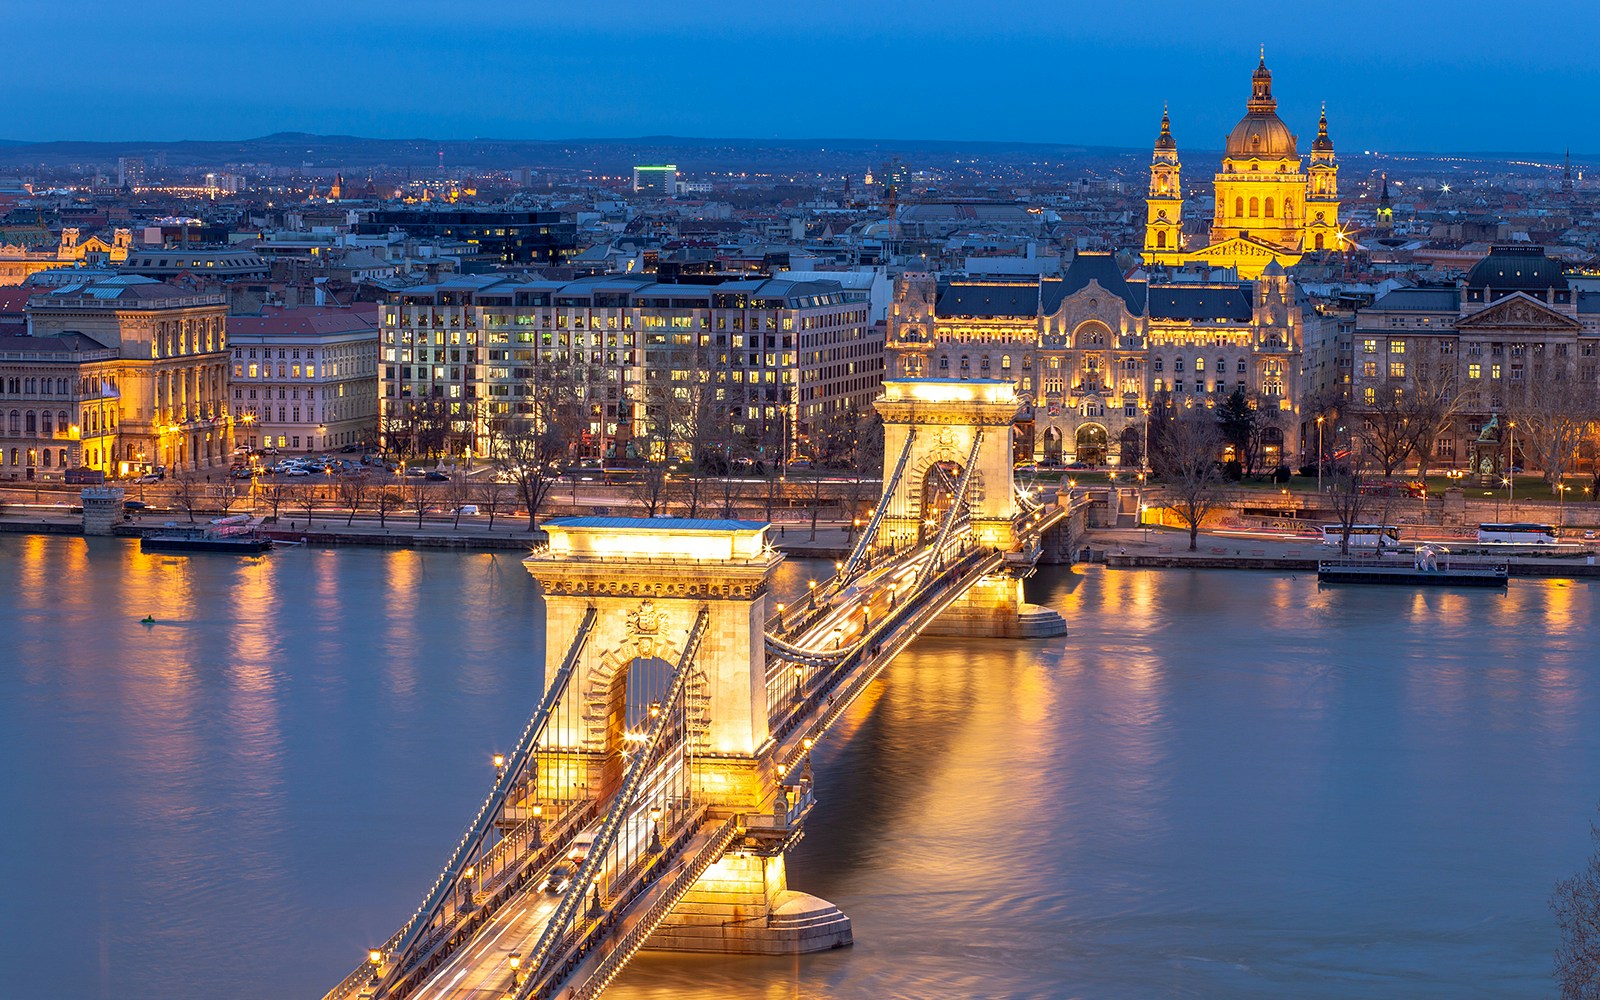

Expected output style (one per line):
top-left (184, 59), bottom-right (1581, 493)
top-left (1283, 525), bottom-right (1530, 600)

top-left (1316, 415), bottom-right (1325, 497)
top-left (1508, 420), bottom-right (1516, 504)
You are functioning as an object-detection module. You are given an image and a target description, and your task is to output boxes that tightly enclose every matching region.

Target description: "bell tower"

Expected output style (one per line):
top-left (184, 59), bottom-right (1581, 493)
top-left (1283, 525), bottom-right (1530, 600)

top-left (1304, 104), bottom-right (1341, 252)
top-left (1143, 105), bottom-right (1183, 266)
top-left (1375, 172), bottom-right (1394, 235)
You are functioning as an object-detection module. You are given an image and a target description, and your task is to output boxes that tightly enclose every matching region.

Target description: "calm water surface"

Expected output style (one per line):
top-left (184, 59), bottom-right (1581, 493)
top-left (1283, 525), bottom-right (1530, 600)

top-left (1, 535), bottom-right (1596, 999)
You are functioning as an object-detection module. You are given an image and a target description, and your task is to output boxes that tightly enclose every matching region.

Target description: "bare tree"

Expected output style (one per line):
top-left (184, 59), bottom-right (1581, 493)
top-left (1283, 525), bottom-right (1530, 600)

top-left (291, 481), bottom-right (318, 527)
top-left (258, 479), bottom-right (291, 523)
top-left (1507, 372), bottom-right (1600, 489)
top-left (1552, 807), bottom-right (1600, 1000)
top-left (372, 484), bottom-right (404, 529)
top-left (447, 471), bottom-right (474, 528)
top-left (1404, 365), bottom-right (1464, 484)
top-left (489, 381), bottom-right (581, 531)
top-left (211, 479), bottom-right (243, 516)
top-left (171, 473), bottom-right (203, 523)
top-left (473, 479), bottom-right (512, 529)
top-left (1324, 424), bottom-right (1380, 555)
top-left (1152, 411), bottom-right (1226, 551)
top-left (1359, 385), bottom-right (1416, 477)
top-left (409, 478), bottom-right (429, 529)
top-left (338, 472), bottom-right (370, 526)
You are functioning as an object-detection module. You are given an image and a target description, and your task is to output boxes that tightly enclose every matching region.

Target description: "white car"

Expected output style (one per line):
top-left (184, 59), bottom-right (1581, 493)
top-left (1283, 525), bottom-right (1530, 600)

top-left (285, 467), bottom-right (310, 477)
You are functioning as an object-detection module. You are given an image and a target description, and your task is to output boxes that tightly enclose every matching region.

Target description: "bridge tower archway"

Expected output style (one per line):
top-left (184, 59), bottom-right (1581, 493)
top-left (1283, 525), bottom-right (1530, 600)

top-left (874, 379), bottom-right (1021, 553)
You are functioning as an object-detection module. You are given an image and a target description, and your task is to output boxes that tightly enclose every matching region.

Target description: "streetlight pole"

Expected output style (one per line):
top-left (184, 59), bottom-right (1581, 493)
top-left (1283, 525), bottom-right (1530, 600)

top-left (1508, 420), bottom-right (1516, 506)
top-left (1316, 415), bottom-right (1324, 497)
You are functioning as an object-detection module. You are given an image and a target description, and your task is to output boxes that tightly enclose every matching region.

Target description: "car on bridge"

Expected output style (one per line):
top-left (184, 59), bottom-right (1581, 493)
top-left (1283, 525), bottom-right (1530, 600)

top-left (542, 862), bottom-right (575, 895)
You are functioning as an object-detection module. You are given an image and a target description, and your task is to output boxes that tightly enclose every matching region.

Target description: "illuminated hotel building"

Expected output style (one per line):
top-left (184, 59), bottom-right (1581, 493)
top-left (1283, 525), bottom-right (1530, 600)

top-left (1143, 54), bottom-right (1342, 278)
top-left (378, 273), bottom-right (879, 459)
top-left (887, 253), bottom-right (1305, 466)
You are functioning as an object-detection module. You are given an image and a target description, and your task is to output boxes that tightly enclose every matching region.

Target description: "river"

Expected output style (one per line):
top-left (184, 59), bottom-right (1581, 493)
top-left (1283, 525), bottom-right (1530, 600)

top-left (0, 535), bottom-right (1595, 999)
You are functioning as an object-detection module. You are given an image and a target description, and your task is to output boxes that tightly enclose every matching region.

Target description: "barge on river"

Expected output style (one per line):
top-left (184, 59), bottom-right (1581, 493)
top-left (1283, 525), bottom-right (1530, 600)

top-left (1317, 546), bottom-right (1507, 588)
top-left (141, 515), bottom-right (273, 555)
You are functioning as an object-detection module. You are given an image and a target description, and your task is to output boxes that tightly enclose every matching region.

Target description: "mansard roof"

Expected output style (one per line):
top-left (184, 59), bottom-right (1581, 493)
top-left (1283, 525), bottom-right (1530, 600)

top-left (935, 281), bottom-right (1043, 318)
top-left (1145, 283), bottom-right (1254, 322)
top-left (1370, 286), bottom-right (1461, 312)
top-left (1060, 252), bottom-right (1145, 313)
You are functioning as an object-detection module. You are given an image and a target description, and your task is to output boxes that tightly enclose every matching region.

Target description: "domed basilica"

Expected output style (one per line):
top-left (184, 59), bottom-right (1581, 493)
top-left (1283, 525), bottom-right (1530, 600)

top-left (1143, 52), bottom-right (1343, 278)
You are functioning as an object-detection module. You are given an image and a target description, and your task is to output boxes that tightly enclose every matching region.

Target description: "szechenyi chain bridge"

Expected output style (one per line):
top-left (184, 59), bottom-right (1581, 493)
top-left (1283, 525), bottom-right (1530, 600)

top-left (321, 379), bottom-right (1086, 1000)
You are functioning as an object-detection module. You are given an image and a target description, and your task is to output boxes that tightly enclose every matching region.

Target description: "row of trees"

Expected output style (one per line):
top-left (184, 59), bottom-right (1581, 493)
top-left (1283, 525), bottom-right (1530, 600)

top-left (1150, 393), bottom-right (1393, 554)
top-left (1353, 367), bottom-right (1600, 488)
top-left (170, 472), bottom-right (523, 530)
top-left (376, 359), bottom-right (887, 531)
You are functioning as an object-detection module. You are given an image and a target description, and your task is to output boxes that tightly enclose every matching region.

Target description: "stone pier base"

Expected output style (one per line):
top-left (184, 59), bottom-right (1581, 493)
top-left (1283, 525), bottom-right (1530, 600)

top-left (645, 852), bottom-right (852, 955)
top-left (924, 572), bottom-right (1067, 638)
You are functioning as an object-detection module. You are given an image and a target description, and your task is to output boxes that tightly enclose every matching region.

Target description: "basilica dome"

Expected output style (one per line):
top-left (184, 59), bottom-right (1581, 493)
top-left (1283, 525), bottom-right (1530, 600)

top-left (1225, 55), bottom-right (1297, 159)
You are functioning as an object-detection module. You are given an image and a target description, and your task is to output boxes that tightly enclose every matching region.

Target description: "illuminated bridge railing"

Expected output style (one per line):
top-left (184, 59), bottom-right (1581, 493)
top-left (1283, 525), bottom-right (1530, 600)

top-left (322, 607), bottom-right (599, 1000)
top-left (567, 814), bottom-right (742, 1000)
top-left (515, 606), bottom-right (711, 997)
top-left (767, 545), bottom-right (1003, 741)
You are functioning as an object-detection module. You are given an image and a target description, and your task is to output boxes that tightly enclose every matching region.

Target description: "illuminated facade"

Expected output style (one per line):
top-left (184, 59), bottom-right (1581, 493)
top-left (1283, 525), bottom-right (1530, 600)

top-left (379, 274), bottom-right (879, 459)
top-left (228, 306), bottom-right (381, 453)
top-left (27, 277), bottom-right (232, 474)
top-left (887, 253), bottom-right (1305, 466)
top-left (0, 228), bottom-right (134, 285)
top-left (0, 333), bottom-right (122, 480)
top-left (1143, 55), bottom-right (1342, 278)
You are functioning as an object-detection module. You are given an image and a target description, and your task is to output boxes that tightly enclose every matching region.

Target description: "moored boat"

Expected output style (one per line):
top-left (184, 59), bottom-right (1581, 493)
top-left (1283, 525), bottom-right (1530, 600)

top-left (141, 514), bottom-right (274, 555)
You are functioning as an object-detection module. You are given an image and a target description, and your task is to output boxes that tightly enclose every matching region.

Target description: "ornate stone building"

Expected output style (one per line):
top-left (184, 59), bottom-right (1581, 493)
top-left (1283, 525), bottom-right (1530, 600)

top-left (27, 277), bottom-right (232, 474)
top-left (1351, 245), bottom-right (1600, 472)
top-left (1143, 54), bottom-right (1343, 277)
top-left (887, 253), bottom-right (1306, 467)
top-left (0, 228), bottom-right (134, 285)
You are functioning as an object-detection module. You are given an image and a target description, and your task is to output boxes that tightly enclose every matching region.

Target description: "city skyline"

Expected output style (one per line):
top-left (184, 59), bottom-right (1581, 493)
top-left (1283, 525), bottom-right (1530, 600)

top-left (8, 1), bottom-right (1599, 155)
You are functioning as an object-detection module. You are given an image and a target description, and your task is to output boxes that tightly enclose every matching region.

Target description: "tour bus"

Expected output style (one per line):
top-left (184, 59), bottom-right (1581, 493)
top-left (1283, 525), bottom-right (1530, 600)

top-left (1476, 522), bottom-right (1558, 545)
top-left (1320, 524), bottom-right (1401, 548)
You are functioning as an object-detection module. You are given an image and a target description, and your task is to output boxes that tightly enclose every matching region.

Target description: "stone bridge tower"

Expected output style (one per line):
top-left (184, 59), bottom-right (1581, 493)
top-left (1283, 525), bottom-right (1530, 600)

top-left (874, 379), bottom-right (1023, 553)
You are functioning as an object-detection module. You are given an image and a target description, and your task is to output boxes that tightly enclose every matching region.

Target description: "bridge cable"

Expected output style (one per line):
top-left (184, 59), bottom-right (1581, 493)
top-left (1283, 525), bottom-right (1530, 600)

top-left (355, 606), bottom-right (599, 1000)
top-left (829, 428), bottom-right (916, 593)
top-left (516, 606), bottom-right (712, 999)
top-left (913, 429), bottom-right (985, 593)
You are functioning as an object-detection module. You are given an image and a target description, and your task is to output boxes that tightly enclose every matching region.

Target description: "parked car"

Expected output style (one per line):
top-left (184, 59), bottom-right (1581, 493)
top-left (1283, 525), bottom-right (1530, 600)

top-left (285, 467), bottom-right (310, 477)
top-left (405, 467), bottom-right (426, 478)
top-left (425, 470), bottom-right (449, 481)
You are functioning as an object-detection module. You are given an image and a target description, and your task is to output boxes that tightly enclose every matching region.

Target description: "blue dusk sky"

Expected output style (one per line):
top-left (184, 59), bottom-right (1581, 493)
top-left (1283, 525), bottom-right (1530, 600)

top-left (8, 0), bottom-right (1596, 154)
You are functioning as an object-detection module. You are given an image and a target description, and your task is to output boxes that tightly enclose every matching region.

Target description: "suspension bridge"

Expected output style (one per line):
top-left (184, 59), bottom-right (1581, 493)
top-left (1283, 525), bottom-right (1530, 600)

top-left (321, 380), bottom-right (1086, 1000)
